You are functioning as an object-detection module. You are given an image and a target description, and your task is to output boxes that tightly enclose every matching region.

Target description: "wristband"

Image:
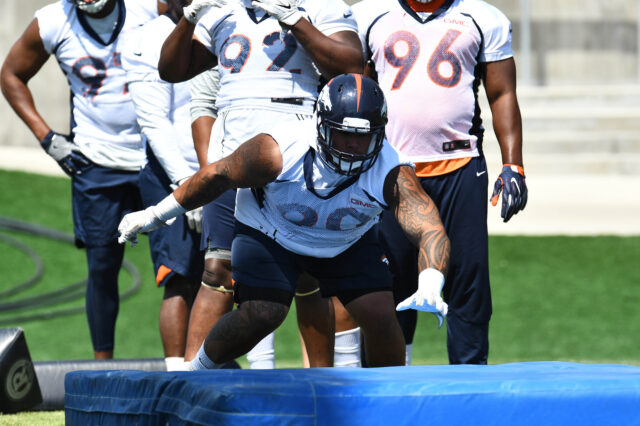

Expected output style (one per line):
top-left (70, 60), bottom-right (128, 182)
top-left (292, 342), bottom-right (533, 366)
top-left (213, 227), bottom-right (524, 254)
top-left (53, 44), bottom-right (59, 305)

top-left (418, 268), bottom-right (445, 292)
top-left (151, 194), bottom-right (187, 223)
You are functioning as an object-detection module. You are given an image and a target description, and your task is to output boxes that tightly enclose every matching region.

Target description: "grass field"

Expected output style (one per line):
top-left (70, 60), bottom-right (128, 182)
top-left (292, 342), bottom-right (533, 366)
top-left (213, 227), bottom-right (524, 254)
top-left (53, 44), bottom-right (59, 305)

top-left (0, 168), bottom-right (639, 422)
top-left (1, 168), bottom-right (638, 365)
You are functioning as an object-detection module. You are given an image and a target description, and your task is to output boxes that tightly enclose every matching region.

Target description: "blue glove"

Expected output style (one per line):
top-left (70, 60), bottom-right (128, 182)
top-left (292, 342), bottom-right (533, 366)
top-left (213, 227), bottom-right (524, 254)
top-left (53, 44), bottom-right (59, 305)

top-left (40, 131), bottom-right (91, 176)
top-left (491, 164), bottom-right (527, 222)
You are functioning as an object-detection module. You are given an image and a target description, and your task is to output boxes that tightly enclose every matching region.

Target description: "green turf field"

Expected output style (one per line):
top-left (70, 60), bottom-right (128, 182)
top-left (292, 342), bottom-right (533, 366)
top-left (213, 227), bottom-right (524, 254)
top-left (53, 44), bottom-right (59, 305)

top-left (2, 168), bottom-right (638, 367)
top-left (1, 169), bottom-right (639, 423)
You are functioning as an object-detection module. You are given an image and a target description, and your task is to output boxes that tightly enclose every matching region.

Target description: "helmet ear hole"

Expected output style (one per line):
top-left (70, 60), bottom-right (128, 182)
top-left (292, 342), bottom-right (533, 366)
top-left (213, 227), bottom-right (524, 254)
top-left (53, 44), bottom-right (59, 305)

top-left (315, 74), bottom-right (387, 176)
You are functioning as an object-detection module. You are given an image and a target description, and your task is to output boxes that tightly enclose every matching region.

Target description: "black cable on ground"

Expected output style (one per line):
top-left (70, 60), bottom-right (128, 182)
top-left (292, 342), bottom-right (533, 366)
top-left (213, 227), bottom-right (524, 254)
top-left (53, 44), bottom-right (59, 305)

top-left (0, 233), bottom-right (44, 299)
top-left (0, 215), bottom-right (141, 325)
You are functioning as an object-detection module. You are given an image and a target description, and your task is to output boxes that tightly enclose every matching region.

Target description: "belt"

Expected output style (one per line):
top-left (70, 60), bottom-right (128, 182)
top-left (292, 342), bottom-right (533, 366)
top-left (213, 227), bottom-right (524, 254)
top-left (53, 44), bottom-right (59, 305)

top-left (270, 97), bottom-right (306, 105)
top-left (442, 139), bottom-right (471, 152)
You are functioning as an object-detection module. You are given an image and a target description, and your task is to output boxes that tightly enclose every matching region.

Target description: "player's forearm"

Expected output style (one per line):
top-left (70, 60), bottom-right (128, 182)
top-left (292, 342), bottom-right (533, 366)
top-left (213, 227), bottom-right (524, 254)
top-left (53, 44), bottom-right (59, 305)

top-left (191, 115), bottom-right (215, 169)
top-left (290, 22), bottom-right (364, 78)
top-left (173, 160), bottom-right (234, 210)
top-left (491, 92), bottom-right (523, 166)
top-left (484, 58), bottom-right (523, 166)
top-left (174, 134), bottom-right (283, 210)
top-left (388, 166), bottom-right (450, 275)
top-left (402, 198), bottom-right (450, 275)
top-left (0, 72), bottom-right (50, 141)
top-left (159, 18), bottom-right (198, 82)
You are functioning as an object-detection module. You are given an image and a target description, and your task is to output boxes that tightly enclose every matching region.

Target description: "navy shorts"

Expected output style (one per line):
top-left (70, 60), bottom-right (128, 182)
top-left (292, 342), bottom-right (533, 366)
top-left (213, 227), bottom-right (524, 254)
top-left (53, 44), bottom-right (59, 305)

top-left (72, 162), bottom-right (141, 248)
top-left (231, 222), bottom-right (392, 306)
top-left (201, 189), bottom-right (236, 251)
top-left (139, 149), bottom-right (204, 286)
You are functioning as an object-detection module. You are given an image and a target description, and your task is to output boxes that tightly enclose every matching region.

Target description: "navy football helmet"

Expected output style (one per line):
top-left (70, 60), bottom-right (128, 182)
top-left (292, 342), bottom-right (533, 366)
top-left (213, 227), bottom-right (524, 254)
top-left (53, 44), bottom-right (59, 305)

top-left (315, 73), bottom-right (387, 177)
top-left (68, 0), bottom-right (111, 14)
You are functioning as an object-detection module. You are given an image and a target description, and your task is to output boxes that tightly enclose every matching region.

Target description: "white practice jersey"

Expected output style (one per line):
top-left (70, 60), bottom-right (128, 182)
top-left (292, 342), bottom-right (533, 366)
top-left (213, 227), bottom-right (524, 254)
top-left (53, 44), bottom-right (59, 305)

top-left (35, 0), bottom-right (159, 170)
top-left (194, 0), bottom-right (357, 111)
top-left (235, 120), bottom-right (413, 258)
top-left (353, 0), bottom-right (513, 163)
top-left (122, 14), bottom-right (198, 183)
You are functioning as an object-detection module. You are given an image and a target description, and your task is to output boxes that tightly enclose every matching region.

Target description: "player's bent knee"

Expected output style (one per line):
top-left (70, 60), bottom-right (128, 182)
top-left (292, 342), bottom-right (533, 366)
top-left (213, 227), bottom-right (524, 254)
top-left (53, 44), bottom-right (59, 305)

top-left (202, 258), bottom-right (232, 289)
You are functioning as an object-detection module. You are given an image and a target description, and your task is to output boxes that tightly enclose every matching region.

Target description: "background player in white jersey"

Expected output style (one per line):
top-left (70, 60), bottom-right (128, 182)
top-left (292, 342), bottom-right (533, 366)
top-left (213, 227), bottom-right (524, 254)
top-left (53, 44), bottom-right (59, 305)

top-left (188, 66), bottom-right (335, 369)
top-left (157, 0), bottom-right (365, 368)
top-left (118, 74), bottom-right (451, 369)
top-left (1, 0), bottom-right (166, 359)
top-left (353, 0), bottom-right (528, 365)
top-left (122, 0), bottom-right (207, 371)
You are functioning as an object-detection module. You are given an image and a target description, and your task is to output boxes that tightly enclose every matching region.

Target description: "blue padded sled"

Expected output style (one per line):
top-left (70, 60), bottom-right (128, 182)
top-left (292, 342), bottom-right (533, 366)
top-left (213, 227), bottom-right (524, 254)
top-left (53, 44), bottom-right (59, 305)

top-left (65, 362), bottom-right (640, 425)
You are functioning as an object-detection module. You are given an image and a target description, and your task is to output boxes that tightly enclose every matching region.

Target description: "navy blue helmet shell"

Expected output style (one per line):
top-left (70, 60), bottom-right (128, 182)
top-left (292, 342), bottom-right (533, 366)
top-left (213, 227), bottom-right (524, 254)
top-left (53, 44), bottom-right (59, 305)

top-left (315, 73), bottom-right (388, 176)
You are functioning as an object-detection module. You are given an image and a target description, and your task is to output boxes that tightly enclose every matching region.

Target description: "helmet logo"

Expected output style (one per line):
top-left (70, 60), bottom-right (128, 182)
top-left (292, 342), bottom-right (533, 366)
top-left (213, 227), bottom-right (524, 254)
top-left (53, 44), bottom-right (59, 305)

top-left (317, 86), bottom-right (332, 112)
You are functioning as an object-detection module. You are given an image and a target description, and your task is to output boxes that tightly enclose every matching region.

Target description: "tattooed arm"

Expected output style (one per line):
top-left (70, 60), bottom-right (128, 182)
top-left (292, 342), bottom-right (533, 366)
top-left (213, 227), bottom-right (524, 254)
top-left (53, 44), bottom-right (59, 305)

top-left (383, 165), bottom-right (450, 276)
top-left (174, 133), bottom-right (283, 210)
top-left (118, 133), bottom-right (282, 246)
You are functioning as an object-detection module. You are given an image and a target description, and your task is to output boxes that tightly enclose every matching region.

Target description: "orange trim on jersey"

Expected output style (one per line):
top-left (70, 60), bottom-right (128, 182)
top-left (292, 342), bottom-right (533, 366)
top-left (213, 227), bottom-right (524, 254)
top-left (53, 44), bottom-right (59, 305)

top-left (414, 157), bottom-right (471, 177)
top-left (354, 73), bottom-right (362, 111)
top-left (156, 265), bottom-right (173, 287)
top-left (406, 0), bottom-right (447, 13)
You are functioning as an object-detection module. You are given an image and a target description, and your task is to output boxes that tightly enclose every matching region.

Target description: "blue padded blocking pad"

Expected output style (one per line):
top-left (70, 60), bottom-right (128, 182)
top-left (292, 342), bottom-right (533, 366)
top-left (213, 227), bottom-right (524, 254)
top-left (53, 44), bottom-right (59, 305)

top-left (65, 361), bottom-right (640, 425)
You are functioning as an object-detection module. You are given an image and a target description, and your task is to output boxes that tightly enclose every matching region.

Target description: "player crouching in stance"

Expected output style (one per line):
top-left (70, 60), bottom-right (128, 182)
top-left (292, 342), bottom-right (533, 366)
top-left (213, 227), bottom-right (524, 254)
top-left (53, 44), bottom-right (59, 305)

top-left (118, 74), bottom-right (450, 368)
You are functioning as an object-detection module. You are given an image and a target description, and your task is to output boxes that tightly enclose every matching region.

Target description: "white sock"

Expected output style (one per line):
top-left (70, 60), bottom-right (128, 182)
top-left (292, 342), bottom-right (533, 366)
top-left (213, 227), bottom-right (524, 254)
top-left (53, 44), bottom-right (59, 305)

top-left (246, 332), bottom-right (275, 369)
top-left (334, 327), bottom-right (361, 367)
top-left (405, 343), bottom-right (413, 366)
top-left (165, 356), bottom-right (188, 371)
top-left (190, 344), bottom-right (218, 370)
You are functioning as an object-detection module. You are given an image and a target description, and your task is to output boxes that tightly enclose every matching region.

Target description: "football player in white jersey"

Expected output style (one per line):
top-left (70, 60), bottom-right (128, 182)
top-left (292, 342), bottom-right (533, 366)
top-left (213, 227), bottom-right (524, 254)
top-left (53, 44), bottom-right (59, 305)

top-left (353, 0), bottom-right (528, 365)
top-left (1, 0), bottom-right (167, 359)
top-left (122, 0), bottom-right (207, 371)
top-left (157, 0), bottom-right (365, 368)
top-left (118, 74), bottom-right (451, 369)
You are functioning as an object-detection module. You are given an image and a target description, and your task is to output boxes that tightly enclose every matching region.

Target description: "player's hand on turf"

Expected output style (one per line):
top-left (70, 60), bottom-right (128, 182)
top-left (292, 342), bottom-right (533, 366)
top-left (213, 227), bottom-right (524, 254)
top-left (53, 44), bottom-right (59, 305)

top-left (491, 164), bottom-right (528, 223)
top-left (183, 0), bottom-right (228, 24)
top-left (117, 209), bottom-right (169, 247)
top-left (40, 131), bottom-right (90, 176)
top-left (251, 0), bottom-right (303, 26)
top-left (396, 268), bottom-right (447, 329)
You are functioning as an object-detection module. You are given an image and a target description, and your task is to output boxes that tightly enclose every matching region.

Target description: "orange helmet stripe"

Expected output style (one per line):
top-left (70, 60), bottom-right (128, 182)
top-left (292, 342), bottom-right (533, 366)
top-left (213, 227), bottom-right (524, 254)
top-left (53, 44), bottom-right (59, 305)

top-left (353, 73), bottom-right (362, 112)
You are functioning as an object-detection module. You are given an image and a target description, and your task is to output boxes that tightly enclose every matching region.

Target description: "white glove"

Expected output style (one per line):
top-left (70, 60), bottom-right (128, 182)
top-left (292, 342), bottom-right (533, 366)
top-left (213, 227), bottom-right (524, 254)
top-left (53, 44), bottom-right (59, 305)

top-left (117, 195), bottom-right (187, 247)
top-left (117, 209), bottom-right (165, 247)
top-left (185, 206), bottom-right (203, 233)
top-left (396, 268), bottom-right (448, 329)
top-left (251, 0), bottom-right (303, 26)
top-left (183, 0), bottom-right (228, 24)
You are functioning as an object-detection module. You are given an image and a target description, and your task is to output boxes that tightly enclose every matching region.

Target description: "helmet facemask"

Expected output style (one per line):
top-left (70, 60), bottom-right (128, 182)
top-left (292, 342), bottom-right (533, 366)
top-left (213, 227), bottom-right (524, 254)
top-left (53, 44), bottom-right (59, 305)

top-left (72, 0), bottom-right (111, 14)
top-left (316, 115), bottom-right (385, 177)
